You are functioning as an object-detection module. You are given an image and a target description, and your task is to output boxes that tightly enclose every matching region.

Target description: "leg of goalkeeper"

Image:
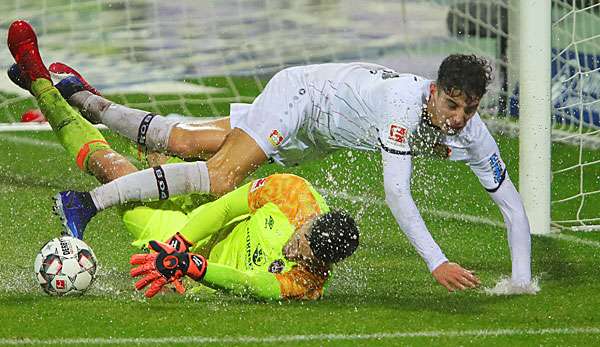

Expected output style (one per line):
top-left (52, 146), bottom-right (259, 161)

top-left (68, 90), bottom-right (231, 160)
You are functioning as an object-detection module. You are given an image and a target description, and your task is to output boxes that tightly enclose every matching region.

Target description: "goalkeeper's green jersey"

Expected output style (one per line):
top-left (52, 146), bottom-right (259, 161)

top-left (207, 202), bottom-right (298, 274)
top-left (121, 173), bottom-right (331, 300)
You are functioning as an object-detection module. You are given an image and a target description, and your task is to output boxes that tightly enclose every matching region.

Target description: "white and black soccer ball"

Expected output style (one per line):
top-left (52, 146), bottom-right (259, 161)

top-left (33, 236), bottom-right (98, 296)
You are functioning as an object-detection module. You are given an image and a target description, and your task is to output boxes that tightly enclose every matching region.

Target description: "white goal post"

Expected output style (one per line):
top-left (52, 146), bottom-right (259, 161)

top-left (517, 0), bottom-right (552, 235)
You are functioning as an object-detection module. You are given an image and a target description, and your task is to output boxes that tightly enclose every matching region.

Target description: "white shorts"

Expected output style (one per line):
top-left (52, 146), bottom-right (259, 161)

top-left (229, 67), bottom-right (315, 165)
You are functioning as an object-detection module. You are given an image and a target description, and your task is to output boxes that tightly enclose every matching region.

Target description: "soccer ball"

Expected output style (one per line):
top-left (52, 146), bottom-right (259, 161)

top-left (34, 236), bottom-right (98, 296)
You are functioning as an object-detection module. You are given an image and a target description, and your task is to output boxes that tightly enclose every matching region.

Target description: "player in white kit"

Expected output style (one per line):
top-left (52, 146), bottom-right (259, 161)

top-left (48, 54), bottom-right (533, 293)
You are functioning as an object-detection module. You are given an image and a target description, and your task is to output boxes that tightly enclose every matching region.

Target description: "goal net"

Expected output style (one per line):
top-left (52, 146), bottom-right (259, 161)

top-left (0, 0), bottom-right (508, 123)
top-left (0, 0), bottom-right (597, 230)
top-left (548, 0), bottom-right (600, 231)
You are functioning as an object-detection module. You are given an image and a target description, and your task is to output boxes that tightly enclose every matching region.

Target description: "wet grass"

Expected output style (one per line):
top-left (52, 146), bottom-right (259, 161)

top-left (0, 80), bottom-right (599, 346)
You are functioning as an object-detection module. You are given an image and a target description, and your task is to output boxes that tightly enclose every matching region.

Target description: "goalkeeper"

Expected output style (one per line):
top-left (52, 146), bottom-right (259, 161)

top-left (6, 21), bottom-right (359, 300)
top-left (127, 173), bottom-right (360, 300)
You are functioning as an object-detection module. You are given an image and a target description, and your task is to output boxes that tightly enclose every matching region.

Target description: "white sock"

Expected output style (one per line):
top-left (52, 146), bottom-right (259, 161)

top-left (69, 91), bottom-right (109, 124)
top-left (69, 92), bottom-right (178, 152)
top-left (90, 161), bottom-right (210, 210)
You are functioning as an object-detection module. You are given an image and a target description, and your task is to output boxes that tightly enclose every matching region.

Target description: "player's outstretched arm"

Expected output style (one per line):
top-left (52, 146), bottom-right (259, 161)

top-left (177, 182), bottom-right (252, 244)
top-left (130, 240), bottom-right (283, 300)
top-left (464, 118), bottom-right (532, 287)
top-left (201, 264), bottom-right (283, 300)
top-left (486, 177), bottom-right (532, 286)
top-left (200, 264), bottom-right (326, 300)
top-left (381, 151), bottom-right (480, 291)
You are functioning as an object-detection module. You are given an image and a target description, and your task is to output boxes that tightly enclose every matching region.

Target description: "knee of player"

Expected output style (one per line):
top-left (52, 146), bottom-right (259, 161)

top-left (210, 178), bottom-right (237, 196)
top-left (207, 168), bottom-right (239, 196)
top-left (167, 130), bottom-right (195, 157)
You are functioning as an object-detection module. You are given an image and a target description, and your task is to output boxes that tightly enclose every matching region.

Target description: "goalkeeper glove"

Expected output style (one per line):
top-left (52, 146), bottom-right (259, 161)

top-left (130, 240), bottom-right (207, 298)
top-left (165, 231), bottom-right (193, 253)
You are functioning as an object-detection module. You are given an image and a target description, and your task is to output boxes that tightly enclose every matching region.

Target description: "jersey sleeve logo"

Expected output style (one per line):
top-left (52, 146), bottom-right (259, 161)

top-left (250, 178), bottom-right (267, 192)
top-left (488, 153), bottom-right (505, 184)
top-left (268, 129), bottom-right (284, 147)
top-left (389, 124), bottom-right (407, 143)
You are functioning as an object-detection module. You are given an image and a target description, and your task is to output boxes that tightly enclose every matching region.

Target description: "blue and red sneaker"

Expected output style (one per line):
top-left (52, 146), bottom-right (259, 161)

top-left (8, 61), bottom-right (101, 100)
top-left (52, 191), bottom-right (98, 240)
top-left (49, 62), bottom-right (101, 97)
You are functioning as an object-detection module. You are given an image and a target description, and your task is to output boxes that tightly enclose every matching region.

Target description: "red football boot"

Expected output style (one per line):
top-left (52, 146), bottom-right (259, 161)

top-left (7, 20), bottom-right (51, 83)
top-left (49, 62), bottom-right (101, 96)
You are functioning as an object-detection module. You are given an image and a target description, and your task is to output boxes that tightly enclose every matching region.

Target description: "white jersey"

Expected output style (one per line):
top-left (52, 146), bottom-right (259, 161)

top-left (231, 63), bottom-right (420, 161)
top-left (230, 62), bottom-right (531, 284)
top-left (293, 62), bottom-right (420, 153)
top-left (272, 62), bottom-right (505, 191)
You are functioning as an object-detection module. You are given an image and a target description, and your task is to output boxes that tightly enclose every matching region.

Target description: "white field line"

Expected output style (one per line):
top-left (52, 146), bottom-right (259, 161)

top-left (319, 189), bottom-right (506, 228)
top-left (320, 189), bottom-right (600, 248)
top-left (1, 133), bottom-right (599, 249)
top-left (544, 232), bottom-right (600, 248)
top-left (1, 327), bottom-right (600, 345)
top-left (0, 116), bottom-right (219, 132)
top-left (0, 123), bottom-right (108, 132)
top-left (0, 134), bottom-right (62, 149)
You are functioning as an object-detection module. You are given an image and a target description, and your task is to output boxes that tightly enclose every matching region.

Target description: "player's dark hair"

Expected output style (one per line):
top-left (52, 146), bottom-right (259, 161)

top-left (308, 210), bottom-right (359, 264)
top-left (437, 54), bottom-right (493, 102)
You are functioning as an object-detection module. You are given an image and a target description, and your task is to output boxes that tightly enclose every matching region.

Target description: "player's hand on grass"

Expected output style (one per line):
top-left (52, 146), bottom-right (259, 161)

top-left (130, 240), bottom-right (207, 298)
top-left (432, 261), bottom-right (480, 292)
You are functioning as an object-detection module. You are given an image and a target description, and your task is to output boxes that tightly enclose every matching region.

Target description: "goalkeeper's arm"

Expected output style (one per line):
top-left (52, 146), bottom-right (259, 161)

top-left (177, 181), bottom-right (252, 244)
top-left (131, 241), bottom-right (325, 300)
top-left (131, 241), bottom-right (281, 299)
top-left (201, 264), bottom-right (283, 300)
top-left (202, 264), bottom-right (326, 300)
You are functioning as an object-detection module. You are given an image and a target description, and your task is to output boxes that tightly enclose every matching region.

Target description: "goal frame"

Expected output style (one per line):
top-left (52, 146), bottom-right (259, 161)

top-left (516, 0), bottom-right (552, 235)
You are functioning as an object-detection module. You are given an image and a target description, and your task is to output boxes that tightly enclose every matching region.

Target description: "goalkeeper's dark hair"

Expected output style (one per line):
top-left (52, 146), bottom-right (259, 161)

top-left (437, 54), bottom-right (493, 102)
top-left (307, 210), bottom-right (359, 264)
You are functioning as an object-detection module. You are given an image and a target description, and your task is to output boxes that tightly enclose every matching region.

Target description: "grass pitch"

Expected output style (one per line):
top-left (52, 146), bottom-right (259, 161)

top-left (0, 78), bottom-right (599, 346)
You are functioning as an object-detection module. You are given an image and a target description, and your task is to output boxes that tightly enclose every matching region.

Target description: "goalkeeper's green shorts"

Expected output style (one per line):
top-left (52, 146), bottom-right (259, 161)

top-left (118, 153), bottom-right (217, 248)
top-left (118, 193), bottom-right (213, 249)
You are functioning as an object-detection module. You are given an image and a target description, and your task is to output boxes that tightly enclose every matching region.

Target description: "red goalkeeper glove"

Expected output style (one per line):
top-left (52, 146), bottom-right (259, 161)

top-left (133, 232), bottom-right (194, 293)
top-left (165, 232), bottom-right (193, 253)
top-left (130, 240), bottom-right (207, 298)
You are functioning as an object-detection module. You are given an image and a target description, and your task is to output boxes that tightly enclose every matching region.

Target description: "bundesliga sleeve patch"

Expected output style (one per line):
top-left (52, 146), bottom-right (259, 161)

top-left (378, 122), bottom-right (411, 155)
top-left (389, 124), bottom-right (407, 143)
top-left (489, 153), bottom-right (505, 184)
top-left (268, 129), bottom-right (284, 147)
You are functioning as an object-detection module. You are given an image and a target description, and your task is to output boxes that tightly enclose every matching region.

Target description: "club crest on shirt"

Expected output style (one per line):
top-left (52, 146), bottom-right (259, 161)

top-left (389, 124), bottom-right (407, 143)
top-left (268, 259), bottom-right (285, 273)
top-left (268, 129), bottom-right (284, 147)
top-left (251, 178), bottom-right (267, 192)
